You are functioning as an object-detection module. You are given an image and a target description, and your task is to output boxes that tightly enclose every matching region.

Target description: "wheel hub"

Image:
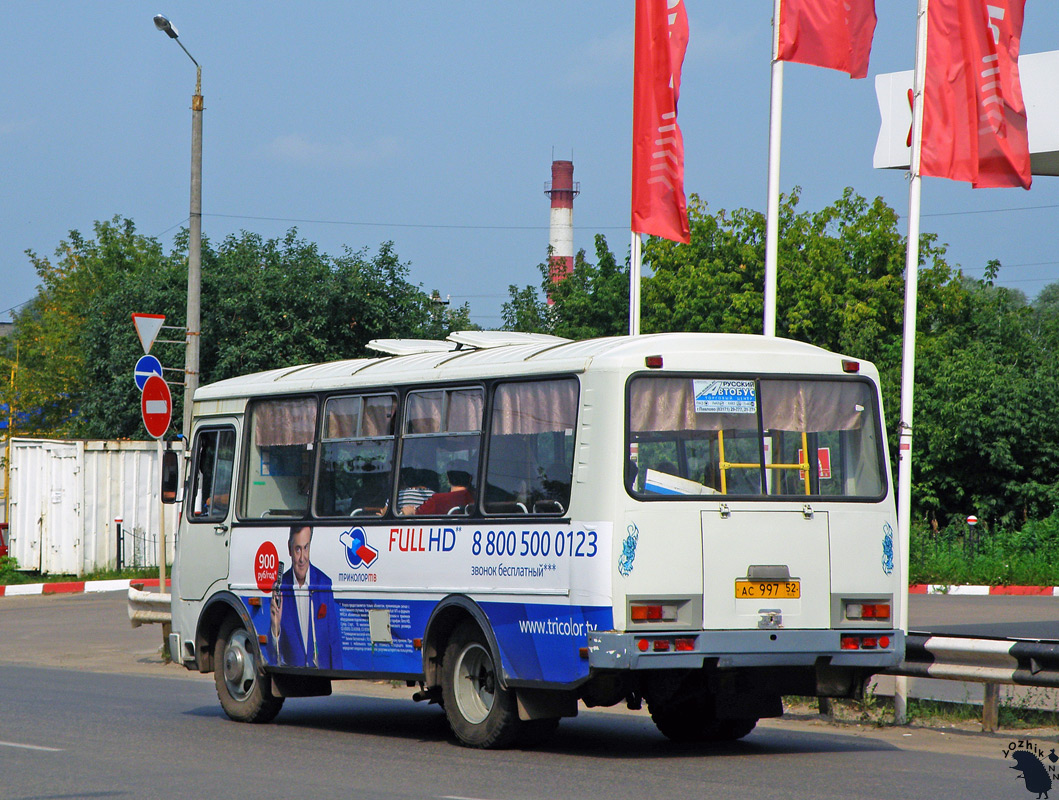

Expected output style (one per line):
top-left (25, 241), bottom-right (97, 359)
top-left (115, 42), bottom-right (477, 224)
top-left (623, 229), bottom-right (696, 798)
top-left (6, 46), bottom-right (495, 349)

top-left (224, 646), bottom-right (245, 683)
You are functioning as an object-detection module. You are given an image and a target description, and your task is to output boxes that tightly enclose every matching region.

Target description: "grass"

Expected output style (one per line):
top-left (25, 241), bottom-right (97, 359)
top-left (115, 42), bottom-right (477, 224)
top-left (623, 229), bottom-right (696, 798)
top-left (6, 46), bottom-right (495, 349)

top-left (0, 555), bottom-right (163, 586)
top-left (788, 693), bottom-right (1059, 731)
top-left (910, 513), bottom-right (1059, 586)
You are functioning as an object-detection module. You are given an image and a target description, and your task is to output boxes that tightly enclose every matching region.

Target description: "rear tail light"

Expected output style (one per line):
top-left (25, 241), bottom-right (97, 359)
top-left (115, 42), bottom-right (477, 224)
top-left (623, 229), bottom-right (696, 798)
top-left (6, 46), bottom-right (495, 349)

top-left (841, 634), bottom-right (892, 651)
top-left (652, 639), bottom-right (671, 652)
top-left (630, 604), bottom-right (677, 622)
top-left (845, 601), bottom-right (891, 621)
top-left (675, 638), bottom-right (696, 652)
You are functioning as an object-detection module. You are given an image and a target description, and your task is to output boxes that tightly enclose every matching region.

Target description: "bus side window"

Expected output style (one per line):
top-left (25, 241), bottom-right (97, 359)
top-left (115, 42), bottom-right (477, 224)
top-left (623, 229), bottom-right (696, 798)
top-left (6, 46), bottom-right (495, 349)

top-left (398, 388), bottom-right (483, 516)
top-left (315, 393), bottom-right (396, 517)
top-left (189, 428), bottom-right (236, 522)
top-left (484, 379), bottom-right (578, 516)
top-left (242, 397), bottom-right (318, 518)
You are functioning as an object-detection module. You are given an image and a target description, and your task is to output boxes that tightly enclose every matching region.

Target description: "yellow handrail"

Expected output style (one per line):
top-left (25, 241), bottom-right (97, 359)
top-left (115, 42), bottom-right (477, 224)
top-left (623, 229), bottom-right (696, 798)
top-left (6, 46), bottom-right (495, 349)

top-left (718, 429), bottom-right (812, 495)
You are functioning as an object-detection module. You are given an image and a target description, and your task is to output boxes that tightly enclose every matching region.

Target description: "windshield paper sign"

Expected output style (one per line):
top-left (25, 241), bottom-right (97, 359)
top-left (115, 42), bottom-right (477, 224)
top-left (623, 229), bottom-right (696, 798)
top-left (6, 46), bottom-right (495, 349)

top-left (694, 380), bottom-right (757, 414)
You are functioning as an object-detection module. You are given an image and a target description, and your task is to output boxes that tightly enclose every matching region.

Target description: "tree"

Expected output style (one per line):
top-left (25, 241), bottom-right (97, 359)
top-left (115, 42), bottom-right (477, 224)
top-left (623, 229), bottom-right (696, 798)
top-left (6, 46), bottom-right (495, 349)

top-left (4, 217), bottom-right (178, 436)
top-left (501, 235), bottom-right (627, 338)
top-left (914, 279), bottom-right (1059, 527)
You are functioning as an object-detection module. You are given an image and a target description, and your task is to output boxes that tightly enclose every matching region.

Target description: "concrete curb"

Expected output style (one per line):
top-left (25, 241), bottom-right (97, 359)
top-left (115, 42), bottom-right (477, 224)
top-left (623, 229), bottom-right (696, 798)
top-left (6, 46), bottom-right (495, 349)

top-left (0, 578), bottom-right (169, 598)
top-left (909, 584), bottom-right (1059, 596)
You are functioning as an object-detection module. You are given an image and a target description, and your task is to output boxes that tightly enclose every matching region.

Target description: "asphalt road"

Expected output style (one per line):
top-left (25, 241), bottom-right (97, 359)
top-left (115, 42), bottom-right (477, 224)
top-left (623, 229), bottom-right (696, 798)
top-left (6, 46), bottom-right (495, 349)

top-left (1, 592), bottom-right (1057, 800)
top-left (910, 594), bottom-right (1059, 640)
top-left (0, 662), bottom-right (1038, 800)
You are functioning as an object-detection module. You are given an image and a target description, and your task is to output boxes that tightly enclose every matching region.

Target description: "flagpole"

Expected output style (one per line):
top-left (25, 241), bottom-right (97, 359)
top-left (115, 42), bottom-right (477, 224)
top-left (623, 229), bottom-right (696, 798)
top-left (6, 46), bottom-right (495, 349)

top-left (763, 0), bottom-right (783, 338)
top-left (630, 231), bottom-right (642, 335)
top-left (895, 0), bottom-right (930, 727)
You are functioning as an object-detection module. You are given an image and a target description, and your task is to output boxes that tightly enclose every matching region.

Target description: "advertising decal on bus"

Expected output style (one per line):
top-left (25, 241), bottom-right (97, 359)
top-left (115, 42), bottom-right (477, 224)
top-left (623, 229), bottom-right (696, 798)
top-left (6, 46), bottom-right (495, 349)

top-left (230, 522), bottom-right (613, 684)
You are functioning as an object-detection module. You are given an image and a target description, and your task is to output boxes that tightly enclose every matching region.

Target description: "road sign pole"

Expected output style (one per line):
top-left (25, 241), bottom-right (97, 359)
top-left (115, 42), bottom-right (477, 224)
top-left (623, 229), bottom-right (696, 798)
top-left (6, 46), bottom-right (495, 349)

top-left (157, 438), bottom-right (170, 651)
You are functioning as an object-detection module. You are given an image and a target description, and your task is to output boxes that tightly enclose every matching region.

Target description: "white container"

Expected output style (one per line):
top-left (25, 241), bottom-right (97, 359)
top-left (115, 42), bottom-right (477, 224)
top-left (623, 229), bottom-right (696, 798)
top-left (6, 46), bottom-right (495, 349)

top-left (8, 438), bottom-right (182, 576)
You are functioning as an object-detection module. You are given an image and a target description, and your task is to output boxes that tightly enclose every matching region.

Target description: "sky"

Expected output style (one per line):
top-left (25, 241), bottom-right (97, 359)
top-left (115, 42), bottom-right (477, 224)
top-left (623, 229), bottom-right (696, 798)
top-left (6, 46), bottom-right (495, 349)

top-left (3, 2), bottom-right (1059, 330)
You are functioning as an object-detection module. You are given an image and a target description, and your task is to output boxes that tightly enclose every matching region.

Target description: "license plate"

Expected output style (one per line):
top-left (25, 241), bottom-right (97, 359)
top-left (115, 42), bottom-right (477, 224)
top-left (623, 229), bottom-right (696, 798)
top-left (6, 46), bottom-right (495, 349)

top-left (734, 580), bottom-right (800, 599)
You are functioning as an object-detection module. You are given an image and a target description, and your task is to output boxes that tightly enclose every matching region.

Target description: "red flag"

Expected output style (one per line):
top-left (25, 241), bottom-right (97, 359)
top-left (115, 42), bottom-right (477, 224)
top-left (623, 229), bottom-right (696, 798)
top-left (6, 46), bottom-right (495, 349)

top-left (922, 0), bottom-right (1031, 189)
top-left (776, 0), bottom-right (877, 79)
top-left (631, 0), bottom-right (690, 243)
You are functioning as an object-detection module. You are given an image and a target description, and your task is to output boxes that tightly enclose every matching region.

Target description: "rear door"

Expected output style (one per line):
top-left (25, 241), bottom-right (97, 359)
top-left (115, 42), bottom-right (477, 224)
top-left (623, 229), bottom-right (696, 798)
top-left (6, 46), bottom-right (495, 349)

top-left (701, 507), bottom-right (831, 630)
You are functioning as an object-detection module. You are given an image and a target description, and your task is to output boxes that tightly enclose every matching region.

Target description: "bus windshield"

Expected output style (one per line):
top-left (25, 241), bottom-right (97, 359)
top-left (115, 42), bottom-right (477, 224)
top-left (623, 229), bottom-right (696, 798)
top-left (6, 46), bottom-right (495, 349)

top-left (627, 375), bottom-right (885, 500)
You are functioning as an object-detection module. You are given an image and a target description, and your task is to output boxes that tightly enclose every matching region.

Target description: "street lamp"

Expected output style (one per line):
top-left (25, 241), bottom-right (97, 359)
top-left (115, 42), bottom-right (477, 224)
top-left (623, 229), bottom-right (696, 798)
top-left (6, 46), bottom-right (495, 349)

top-left (153, 13), bottom-right (202, 446)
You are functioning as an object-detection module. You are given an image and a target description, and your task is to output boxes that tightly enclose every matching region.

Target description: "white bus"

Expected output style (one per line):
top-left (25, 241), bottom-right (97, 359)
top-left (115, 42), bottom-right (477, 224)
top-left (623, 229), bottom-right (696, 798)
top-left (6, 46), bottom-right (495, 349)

top-left (164, 331), bottom-right (902, 748)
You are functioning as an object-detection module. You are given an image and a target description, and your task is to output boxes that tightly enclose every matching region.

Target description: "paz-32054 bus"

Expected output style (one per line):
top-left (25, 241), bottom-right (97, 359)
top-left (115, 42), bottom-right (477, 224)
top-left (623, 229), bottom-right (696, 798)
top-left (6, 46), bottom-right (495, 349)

top-left (164, 331), bottom-right (902, 748)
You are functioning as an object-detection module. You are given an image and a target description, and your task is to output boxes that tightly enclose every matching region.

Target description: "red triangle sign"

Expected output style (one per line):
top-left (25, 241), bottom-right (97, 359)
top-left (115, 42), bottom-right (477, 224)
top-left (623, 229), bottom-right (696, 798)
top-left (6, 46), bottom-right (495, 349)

top-left (131, 314), bottom-right (166, 354)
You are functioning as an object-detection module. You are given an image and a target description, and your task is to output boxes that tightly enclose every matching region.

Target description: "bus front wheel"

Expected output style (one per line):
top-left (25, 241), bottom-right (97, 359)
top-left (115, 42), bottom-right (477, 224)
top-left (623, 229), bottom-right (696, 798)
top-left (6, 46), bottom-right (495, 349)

top-left (441, 621), bottom-right (520, 748)
top-left (214, 617), bottom-right (284, 724)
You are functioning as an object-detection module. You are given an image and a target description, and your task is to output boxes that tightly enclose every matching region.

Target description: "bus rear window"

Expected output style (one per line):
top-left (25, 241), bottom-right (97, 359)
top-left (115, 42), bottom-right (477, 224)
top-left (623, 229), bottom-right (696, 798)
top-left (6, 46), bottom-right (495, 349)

top-left (627, 376), bottom-right (885, 500)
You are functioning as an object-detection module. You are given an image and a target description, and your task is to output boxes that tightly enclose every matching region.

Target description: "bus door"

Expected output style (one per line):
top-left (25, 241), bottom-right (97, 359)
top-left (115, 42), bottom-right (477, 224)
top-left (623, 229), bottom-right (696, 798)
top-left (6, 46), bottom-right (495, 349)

top-left (178, 421), bottom-right (238, 600)
top-left (700, 507), bottom-right (831, 631)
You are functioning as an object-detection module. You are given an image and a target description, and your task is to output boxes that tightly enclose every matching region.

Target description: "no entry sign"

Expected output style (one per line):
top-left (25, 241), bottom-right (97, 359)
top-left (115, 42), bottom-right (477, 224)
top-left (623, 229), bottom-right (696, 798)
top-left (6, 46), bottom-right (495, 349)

top-left (141, 374), bottom-right (173, 439)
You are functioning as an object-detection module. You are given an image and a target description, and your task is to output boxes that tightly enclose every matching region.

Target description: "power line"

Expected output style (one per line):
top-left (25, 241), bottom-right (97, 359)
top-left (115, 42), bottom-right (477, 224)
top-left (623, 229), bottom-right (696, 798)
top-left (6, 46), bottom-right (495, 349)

top-left (922, 203), bottom-right (1059, 219)
top-left (0, 300), bottom-right (33, 318)
top-left (204, 212), bottom-right (626, 232)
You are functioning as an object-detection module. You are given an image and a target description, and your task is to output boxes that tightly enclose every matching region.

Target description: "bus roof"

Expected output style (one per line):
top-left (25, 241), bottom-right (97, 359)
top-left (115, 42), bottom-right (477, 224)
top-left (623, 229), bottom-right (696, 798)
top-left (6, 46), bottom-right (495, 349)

top-left (193, 332), bottom-right (872, 402)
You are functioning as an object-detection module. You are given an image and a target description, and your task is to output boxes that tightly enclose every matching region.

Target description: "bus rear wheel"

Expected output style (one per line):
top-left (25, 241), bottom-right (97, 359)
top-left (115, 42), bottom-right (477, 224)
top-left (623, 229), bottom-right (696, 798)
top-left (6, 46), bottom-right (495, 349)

top-left (649, 698), bottom-right (757, 742)
top-left (441, 621), bottom-right (521, 748)
top-left (214, 617), bottom-right (284, 724)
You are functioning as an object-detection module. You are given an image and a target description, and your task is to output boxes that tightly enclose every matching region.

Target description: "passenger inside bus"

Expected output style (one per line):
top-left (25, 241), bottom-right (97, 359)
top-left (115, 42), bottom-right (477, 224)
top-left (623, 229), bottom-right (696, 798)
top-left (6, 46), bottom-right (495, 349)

top-left (416, 461), bottom-right (474, 515)
top-left (397, 468), bottom-right (438, 515)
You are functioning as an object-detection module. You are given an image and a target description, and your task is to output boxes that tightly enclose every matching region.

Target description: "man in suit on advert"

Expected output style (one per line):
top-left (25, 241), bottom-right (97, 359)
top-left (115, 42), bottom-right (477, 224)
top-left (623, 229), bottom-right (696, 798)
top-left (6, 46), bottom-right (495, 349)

top-left (269, 524), bottom-right (341, 668)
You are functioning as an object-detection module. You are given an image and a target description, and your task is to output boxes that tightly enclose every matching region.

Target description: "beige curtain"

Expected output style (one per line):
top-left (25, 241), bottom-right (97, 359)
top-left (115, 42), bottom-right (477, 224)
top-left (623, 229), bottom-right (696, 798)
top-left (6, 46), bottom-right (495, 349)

top-left (253, 398), bottom-right (317, 446)
top-left (491, 379), bottom-right (578, 435)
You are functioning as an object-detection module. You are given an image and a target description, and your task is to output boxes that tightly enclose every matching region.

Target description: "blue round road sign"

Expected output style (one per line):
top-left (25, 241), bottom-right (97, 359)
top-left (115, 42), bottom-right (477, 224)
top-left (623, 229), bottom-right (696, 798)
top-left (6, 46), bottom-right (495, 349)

top-left (135, 355), bottom-right (163, 391)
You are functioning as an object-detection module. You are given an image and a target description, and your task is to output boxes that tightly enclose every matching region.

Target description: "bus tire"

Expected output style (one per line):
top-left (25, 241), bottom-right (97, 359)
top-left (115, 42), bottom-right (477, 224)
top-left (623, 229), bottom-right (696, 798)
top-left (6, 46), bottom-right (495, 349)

top-left (441, 621), bottom-right (520, 748)
top-left (214, 617), bottom-right (284, 724)
top-left (649, 699), bottom-right (757, 743)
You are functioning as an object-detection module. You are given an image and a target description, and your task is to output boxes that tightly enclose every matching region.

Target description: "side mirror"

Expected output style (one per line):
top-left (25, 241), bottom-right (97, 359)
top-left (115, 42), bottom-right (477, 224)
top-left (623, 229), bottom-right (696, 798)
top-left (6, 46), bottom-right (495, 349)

top-left (161, 449), bottom-right (180, 504)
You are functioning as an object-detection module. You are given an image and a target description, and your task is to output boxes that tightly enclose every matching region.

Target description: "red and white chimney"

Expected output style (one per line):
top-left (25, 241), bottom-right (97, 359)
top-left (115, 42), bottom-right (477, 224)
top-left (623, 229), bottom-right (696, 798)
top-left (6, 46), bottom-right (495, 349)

top-left (544, 159), bottom-right (579, 296)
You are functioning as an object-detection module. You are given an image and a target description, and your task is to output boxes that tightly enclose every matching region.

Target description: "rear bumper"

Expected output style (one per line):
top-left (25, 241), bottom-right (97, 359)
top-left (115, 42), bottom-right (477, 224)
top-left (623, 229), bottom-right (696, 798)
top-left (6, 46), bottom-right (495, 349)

top-left (588, 629), bottom-right (904, 670)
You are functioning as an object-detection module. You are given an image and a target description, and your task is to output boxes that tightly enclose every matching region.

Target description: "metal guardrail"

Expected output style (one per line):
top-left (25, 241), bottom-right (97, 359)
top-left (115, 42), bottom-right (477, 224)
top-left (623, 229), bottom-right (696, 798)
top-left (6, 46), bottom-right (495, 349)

top-left (886, 632), bottom-right (1059, 731)
top-left (127, 585), bottom-right (171, 628)
top-left (891, 632), bottom-right (1059, 687)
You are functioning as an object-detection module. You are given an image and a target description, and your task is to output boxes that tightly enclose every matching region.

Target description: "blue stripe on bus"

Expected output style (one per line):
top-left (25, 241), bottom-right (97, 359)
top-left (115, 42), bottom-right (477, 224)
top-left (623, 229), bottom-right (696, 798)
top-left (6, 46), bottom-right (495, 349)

top-left (242, 595), bottom-right (613, 684)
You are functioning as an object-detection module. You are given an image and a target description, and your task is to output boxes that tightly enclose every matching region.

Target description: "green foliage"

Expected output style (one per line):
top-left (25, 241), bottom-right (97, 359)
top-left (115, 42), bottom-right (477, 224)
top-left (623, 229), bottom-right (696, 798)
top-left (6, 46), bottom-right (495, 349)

top-left (0, 556), bottom-right (31, 585)
top-left (910, 514), bottom-right (1059, 585)
top-left (501, 235), bottom-right (627, 338)
top-left (914, 279), bottom-right (1059, 528)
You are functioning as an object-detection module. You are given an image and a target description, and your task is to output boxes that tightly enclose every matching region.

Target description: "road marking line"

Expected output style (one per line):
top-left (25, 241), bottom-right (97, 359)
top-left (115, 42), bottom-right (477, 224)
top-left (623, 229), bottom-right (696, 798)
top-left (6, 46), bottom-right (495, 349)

top-left (0, 740), bottom-right (63, 752)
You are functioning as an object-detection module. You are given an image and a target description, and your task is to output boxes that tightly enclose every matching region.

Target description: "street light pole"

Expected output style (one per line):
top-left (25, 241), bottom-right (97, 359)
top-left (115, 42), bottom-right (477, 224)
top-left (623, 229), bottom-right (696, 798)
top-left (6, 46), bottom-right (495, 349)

top-left (153, 14), bottom-right (201, 445)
